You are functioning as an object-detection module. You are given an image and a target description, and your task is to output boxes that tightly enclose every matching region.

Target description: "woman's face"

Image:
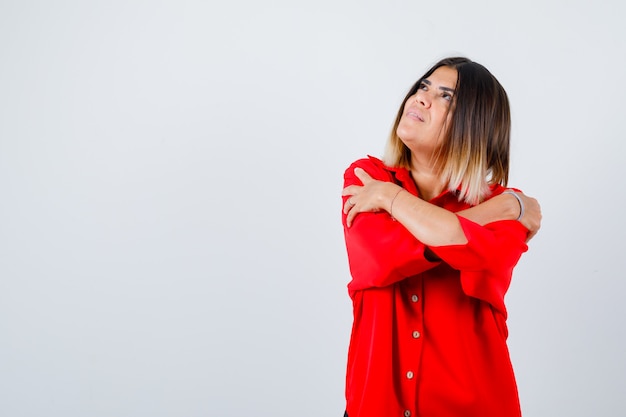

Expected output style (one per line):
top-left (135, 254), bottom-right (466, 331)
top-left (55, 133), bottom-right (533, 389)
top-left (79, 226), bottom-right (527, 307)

top-left (396, 65), bottom-right (458, 156)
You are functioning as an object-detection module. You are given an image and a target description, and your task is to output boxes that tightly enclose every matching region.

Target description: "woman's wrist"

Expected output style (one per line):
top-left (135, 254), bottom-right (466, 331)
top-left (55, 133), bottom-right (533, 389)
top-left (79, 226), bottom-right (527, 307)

top-left (381, 184), bottom-right (404, 214)
top-left (389, 187), bottom-right (405, 219)
top-left (502, 190), bottom-right (524, 221)
top-left (492, 192), bottom-right (521, 221)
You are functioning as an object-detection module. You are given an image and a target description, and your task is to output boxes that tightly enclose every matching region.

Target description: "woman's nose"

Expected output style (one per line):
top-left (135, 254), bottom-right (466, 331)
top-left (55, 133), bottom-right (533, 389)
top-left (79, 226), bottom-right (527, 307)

top-left (415, 92), bottom-right (430, 108)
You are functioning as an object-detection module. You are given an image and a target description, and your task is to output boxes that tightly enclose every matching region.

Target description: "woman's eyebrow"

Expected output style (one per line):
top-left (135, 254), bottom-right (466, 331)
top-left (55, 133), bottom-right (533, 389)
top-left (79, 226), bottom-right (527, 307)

top-left (422, 79), bottom-right (455, 93)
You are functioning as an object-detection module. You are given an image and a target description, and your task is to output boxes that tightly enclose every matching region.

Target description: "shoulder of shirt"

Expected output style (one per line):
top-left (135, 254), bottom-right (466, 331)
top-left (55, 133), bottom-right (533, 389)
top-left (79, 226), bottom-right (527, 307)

top-left (344, 155), bottom-right (394, 183)
top-left (345, 155), bottom-right (391, 175)
top-left (344, 155), bottom-right (411, 184)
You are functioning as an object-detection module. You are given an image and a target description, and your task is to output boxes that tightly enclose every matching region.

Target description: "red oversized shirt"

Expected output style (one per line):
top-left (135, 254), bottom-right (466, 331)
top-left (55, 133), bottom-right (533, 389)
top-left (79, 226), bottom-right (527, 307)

top-left (342, 156), bottom-right (529, 417)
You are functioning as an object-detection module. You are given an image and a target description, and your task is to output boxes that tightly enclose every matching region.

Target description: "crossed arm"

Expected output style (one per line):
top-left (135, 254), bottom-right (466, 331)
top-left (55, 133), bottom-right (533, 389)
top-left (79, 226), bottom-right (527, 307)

top-left (341, 164), bottom-right (542, 304)
top-left (342, 167), bottom-right (542, 245)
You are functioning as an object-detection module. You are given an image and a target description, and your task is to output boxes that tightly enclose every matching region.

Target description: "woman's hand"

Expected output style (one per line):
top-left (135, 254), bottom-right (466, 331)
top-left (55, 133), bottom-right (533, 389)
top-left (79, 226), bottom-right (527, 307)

top-left (342, 167), bottom-right (402, 227)
top-left (516, 193), bottom-right (542, 241)
top-left (458, 191), bottom-right (542, 242)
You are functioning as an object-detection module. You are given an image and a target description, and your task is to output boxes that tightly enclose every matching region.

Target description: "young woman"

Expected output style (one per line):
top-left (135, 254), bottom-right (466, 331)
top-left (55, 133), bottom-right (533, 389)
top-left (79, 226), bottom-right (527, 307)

top-left (341, 57), bottom-right (542, 417)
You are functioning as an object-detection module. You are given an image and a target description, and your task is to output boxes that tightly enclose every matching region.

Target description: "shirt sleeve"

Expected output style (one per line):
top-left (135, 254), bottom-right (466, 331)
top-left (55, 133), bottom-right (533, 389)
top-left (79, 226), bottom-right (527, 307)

top-left (342, 159), bottom-right (439, 294)
top-left (428, 216), bottom-right (529, 315)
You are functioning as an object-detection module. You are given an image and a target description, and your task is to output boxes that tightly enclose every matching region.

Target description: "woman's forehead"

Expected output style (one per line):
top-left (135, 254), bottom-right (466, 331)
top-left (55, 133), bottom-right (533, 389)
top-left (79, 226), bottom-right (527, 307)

top-left (425, 66), bottom-right (458, 88)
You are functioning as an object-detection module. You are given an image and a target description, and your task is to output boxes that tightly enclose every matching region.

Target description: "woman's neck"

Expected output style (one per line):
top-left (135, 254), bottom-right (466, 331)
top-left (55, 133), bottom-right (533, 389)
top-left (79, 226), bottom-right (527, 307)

top-left (410, 155), bottom-right (445, 201)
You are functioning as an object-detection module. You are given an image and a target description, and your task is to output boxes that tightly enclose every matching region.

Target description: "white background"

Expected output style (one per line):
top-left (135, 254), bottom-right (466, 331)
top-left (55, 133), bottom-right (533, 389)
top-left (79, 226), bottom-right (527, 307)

top-left (1, 1), bottom-right (625, 416)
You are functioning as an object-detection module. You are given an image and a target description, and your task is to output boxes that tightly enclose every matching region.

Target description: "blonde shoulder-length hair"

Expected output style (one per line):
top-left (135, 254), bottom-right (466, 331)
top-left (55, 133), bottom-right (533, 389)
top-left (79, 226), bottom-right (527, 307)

top-left (383, 57), bottom-right (511, 205)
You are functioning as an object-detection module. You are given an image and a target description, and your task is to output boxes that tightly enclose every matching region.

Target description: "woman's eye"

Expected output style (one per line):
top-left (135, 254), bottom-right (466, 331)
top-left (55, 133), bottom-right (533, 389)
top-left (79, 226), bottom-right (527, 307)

top-left (419, 83), bottom-right (428, 91)
top-left (442, 93), bottom-right (452, 101)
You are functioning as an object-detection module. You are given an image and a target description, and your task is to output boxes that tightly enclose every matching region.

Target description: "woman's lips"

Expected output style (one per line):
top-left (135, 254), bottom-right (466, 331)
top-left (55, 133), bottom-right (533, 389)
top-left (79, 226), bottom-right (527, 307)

top-left (406, 109), bottom-right (424, 122)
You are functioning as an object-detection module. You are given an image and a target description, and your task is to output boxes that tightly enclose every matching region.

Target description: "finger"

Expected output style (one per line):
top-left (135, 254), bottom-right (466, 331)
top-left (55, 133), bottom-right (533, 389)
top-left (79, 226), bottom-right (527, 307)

top-left (342, 185), bottom-right (361, 196)
top-left (354, 167), bottom-right (373, 183)
top-left (343, 197), bottom-right (356, 214)
top-left (346, 206), bottom-right (357, 227)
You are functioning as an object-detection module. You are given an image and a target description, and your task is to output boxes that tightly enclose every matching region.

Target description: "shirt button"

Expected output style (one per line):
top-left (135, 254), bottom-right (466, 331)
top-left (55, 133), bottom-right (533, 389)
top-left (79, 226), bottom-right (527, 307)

top-left (404, 410), bottom-right (411, 417)
top-left (406, 371), bottom-right (414, 379)
top-left (411, 294), bottom-right (419, 302)
top-left (412, 330), bottom-right (421, 339)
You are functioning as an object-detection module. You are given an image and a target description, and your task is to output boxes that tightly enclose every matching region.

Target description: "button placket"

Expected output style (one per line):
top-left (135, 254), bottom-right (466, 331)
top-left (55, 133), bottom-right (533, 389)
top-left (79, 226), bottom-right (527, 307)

top-left (403, 284), bottom-right (422, 417)
top-left (410, 293), bottom-right (422, 340)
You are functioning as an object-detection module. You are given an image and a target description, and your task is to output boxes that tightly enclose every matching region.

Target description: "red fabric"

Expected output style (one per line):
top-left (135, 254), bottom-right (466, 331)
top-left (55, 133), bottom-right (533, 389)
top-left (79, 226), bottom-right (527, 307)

top-left (342, 156), bottom-right (529, 417)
